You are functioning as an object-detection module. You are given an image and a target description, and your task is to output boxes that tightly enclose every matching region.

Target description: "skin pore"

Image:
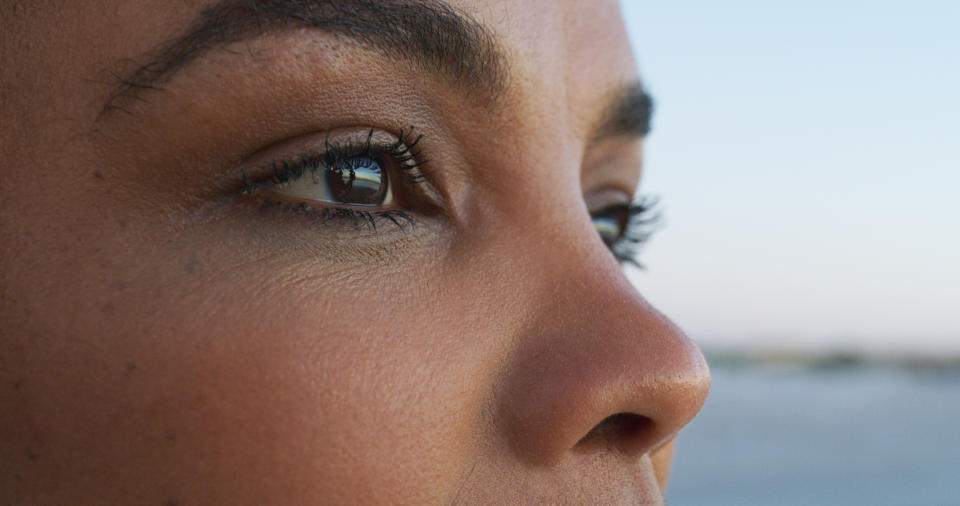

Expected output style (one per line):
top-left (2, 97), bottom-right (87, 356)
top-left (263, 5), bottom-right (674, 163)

top-left (0, 0), bottom-right (709, 503)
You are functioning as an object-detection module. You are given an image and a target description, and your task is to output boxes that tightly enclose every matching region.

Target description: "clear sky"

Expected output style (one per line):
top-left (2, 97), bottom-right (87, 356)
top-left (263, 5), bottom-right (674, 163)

top-left (620, 1), bottom-right (960, 353)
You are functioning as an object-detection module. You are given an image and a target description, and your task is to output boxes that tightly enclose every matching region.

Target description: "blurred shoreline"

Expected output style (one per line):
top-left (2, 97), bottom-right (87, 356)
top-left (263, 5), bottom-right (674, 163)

top-left (670, 348), bottom-right (960, 505)
top-left (701, 345), bottom-right (960, 374)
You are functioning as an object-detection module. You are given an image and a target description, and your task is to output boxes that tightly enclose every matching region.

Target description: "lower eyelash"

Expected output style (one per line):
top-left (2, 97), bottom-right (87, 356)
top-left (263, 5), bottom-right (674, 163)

top-left (254, 198), bottom-right (418, 233)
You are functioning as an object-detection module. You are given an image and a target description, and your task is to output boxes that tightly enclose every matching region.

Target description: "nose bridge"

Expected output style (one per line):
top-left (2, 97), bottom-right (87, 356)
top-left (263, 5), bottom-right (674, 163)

top-left (495, 229), bottom-right (710, 465)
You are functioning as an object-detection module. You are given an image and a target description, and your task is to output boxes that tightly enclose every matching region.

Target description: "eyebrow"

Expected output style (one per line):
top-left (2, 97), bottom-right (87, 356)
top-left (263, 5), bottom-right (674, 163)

top-left (99, 0), bottom-right (508, 119)
top-left (594, 82), bottom-right (654, 141)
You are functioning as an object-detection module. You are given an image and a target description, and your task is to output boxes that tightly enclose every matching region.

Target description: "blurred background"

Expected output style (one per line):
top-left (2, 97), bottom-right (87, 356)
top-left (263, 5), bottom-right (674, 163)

top-left (620, 1), bottom-right (960, 504)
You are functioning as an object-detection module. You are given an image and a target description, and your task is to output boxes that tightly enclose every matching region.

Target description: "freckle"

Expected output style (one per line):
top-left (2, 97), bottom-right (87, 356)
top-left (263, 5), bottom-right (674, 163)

top-left (165, 498), bottom-right (179, 506)
top-left (102, 302), bottom-right (115, 317)
top-left (166, 431), bottom-right (177, 442)
top-left (25, 447), bottom-right (38, 461)
top-left (13, 379), bottom-right (20, 390)
top-left (183, 257), bottom-right (200, 273)
top-left (93, 170), bottom-right (104, 179)
top-left (126, 361), bottom-right (138, 372)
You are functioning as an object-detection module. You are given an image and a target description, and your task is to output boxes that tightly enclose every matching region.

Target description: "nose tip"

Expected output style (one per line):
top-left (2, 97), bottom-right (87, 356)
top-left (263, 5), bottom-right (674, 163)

top-left (497, 268), bottom-right (711, 465)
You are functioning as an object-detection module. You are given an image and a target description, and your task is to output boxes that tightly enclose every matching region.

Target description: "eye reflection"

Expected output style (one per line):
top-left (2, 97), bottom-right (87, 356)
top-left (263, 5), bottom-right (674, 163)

top-left (326, 157), bottom-right (387, 205)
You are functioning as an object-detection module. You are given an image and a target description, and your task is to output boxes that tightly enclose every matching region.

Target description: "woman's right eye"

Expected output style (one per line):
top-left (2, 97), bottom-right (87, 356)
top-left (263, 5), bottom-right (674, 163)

top-left (239, 127), bottom-right (432, 228)
top-left (247, 153), bottom-right (394, 208)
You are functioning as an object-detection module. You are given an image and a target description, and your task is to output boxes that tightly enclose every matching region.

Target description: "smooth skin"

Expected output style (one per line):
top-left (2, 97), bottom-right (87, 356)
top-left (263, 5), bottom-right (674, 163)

top-left (0, 0), bottom-right (709, 503)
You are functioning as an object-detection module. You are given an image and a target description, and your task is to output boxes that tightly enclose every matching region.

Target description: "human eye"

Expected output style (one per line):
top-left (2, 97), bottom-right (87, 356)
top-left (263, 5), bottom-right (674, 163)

top-left (240, 127), bottom-right (436, 230)
top-left (589, 195), bottom-right (661, 267)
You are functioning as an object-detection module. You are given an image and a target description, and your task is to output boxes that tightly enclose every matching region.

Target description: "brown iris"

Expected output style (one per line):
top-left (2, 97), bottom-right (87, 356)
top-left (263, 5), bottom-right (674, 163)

top-left (324, 157), bottom-right (387, 206)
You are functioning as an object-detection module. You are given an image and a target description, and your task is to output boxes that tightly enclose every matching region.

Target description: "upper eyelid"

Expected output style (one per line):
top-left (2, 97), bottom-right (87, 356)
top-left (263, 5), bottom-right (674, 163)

top-left (238, 128), bottom-right (414, 179)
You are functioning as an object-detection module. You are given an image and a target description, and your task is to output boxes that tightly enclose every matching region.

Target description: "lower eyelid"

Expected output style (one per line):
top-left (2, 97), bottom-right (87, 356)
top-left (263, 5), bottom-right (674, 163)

top-left (242, 195), bottom-right (420, 232)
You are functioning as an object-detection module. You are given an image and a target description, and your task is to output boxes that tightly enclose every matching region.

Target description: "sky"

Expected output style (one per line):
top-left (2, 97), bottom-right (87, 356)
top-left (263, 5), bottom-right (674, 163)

top-left (620, 1), bottom-right (960, 354)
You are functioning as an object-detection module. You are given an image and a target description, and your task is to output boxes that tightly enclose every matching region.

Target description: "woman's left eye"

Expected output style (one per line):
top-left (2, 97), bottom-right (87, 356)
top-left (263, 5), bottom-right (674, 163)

top-left (590, 197), bottom-right (661, 267)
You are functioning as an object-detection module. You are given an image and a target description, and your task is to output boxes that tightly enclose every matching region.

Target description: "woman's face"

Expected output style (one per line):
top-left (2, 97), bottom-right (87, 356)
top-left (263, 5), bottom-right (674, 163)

top-left (0, 0), bottom-right (709, 503)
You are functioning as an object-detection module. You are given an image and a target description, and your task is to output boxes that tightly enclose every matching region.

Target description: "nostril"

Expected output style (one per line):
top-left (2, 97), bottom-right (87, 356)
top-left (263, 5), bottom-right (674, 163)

top-left (574, 413), bottom-right (654, 456)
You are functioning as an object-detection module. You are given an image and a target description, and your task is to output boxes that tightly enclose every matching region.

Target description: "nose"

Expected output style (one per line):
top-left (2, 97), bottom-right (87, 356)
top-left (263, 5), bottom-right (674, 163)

top-left (496, 239), bottom-right (710, 465)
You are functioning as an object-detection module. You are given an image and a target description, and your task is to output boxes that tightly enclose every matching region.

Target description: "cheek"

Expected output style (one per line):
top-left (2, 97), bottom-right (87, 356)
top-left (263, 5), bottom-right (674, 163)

top-left (155, 266), bottom-right (499, 502)
top-left (3, 226), bottom-right (491, 503)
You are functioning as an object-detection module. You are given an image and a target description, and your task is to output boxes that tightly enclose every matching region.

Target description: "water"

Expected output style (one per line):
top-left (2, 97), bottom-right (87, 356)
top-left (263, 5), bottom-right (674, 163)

top-left (666, 366), bottom-right (960, 505)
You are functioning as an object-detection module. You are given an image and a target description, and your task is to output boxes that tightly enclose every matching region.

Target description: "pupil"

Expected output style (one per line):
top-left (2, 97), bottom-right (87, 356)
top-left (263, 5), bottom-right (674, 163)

top-left (325, 157), bottom-right (386, 205)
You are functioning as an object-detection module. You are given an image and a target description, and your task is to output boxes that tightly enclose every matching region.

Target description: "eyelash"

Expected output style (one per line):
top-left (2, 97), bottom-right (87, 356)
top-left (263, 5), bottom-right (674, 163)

top-left (240, 127), bottom-right (429, 231)
top-left (605, 196), bottom-right (661, 267)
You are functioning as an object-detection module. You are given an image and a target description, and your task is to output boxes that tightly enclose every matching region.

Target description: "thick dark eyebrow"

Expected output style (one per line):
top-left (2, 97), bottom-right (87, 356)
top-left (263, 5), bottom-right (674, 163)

top-left (594, 83), bottom-right (654, 140)
top-left (100, 0), bottom-right (507, 119)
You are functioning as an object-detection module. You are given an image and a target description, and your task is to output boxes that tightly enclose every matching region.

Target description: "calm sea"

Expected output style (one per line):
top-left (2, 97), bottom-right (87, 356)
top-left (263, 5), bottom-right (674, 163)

top-left (666, 365), bottom-right (960, 505)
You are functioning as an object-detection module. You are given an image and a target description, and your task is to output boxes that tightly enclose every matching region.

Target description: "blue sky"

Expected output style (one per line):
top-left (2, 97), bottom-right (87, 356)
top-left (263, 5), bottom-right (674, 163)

top-left (620, 1), bottom-right (959, 353)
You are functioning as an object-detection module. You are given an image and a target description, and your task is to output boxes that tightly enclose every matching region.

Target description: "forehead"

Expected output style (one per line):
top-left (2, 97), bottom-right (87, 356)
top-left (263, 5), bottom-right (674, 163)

top-left (454, 0), bottom-right (638, 74)
top-left (454, 0), bottom-right (640, 123)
